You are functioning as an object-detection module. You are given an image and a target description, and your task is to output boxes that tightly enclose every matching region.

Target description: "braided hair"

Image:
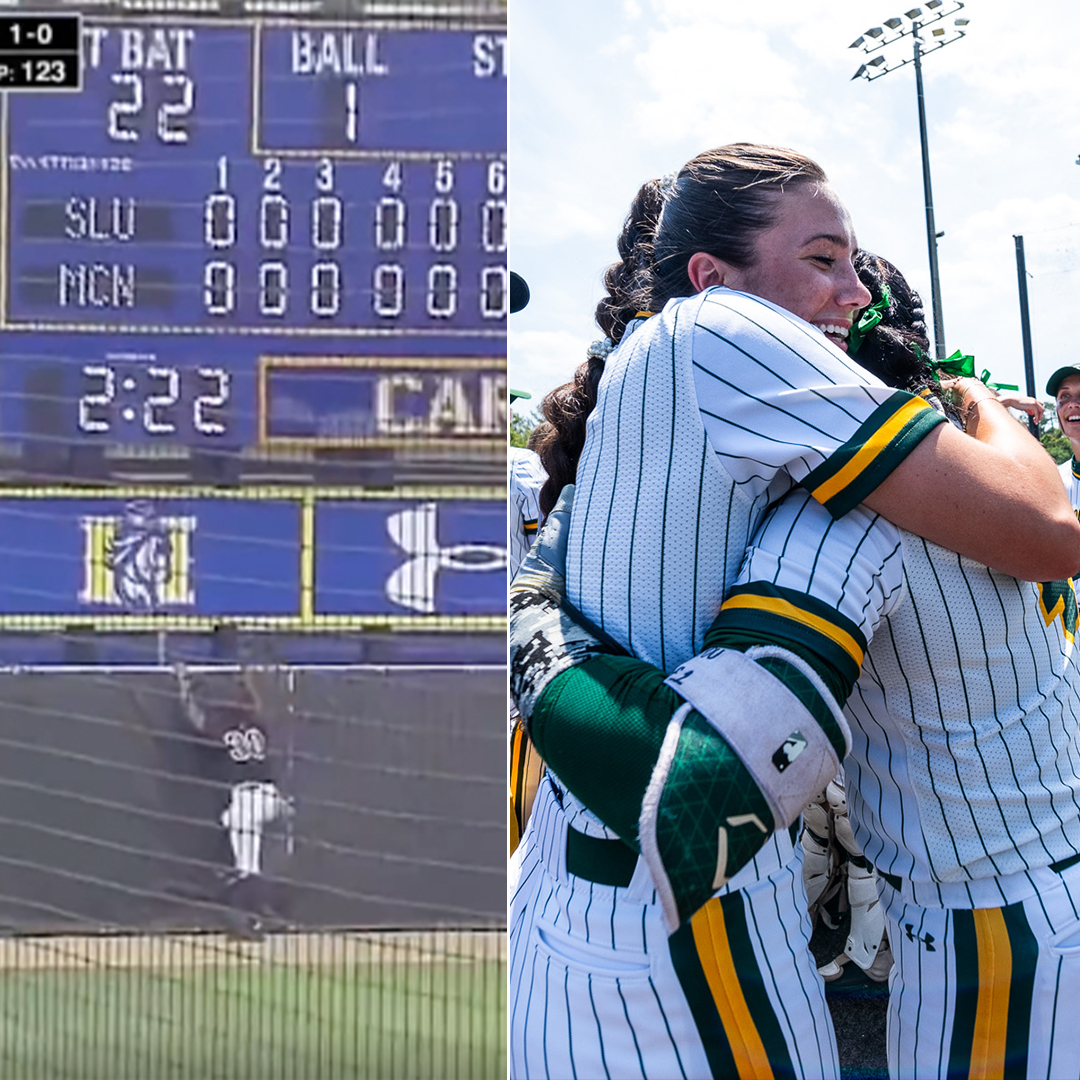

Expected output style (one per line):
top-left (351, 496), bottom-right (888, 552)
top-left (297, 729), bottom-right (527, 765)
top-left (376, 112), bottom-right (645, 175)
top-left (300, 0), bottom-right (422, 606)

top-left (532, 143), bottom-right (830, 517)
top-left (852, 251), bottom-right (961, 425)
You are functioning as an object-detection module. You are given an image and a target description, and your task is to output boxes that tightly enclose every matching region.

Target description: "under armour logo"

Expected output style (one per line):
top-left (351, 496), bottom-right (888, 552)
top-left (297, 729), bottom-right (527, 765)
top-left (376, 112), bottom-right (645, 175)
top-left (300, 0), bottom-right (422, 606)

top-left (772, 731), bottom-right (808, 773)
top-left (385, 502), bottom-right (507, 614)
top-left (904, 924), bottom-right (936, 951)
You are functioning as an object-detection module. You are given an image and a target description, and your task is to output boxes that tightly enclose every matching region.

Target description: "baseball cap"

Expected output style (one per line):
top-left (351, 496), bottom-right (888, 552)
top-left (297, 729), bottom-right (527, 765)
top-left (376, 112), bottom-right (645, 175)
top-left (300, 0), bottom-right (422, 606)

top-left (510, 388), bottom-right (532, 403)
top-left (510, 272), bottom-right (530, 314)
top-left (1046, 366), bottom-right (1080, 398)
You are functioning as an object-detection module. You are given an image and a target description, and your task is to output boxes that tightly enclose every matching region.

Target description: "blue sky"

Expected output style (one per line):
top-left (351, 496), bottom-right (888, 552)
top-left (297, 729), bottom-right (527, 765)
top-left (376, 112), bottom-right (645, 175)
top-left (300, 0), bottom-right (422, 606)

top-left (509, 0), bottom-right (1080, 418)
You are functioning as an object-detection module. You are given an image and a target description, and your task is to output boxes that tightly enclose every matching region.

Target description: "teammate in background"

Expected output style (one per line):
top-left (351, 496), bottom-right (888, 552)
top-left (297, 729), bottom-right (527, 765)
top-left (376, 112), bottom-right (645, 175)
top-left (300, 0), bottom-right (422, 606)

top-left (509, 143), bottom-right (1080, 1080)
top-left (508, 389), bottom-right (546, 582)
top-left (174, 663), bottom-right (292, 939)
top-left (508, 389), bottom-right (547, 852)
top-left (508, 271), bottom-right (546, 582)
top-left (517, 251), bottom-right (1080, 1078)
top-left (1048, 365), bottom-right (1080, 512)
top-left (508, 274), bottom-right (549, 853)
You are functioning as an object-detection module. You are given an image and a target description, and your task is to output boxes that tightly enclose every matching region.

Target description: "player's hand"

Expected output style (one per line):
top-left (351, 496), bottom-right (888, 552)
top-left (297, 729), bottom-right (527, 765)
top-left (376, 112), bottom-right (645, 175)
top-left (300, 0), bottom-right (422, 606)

top-left (508, 485), bottom-right (625, 727)
top-left (172, 661), bottom-right (191, 694)
top-left (994, 390), bottom-right (1044, 423)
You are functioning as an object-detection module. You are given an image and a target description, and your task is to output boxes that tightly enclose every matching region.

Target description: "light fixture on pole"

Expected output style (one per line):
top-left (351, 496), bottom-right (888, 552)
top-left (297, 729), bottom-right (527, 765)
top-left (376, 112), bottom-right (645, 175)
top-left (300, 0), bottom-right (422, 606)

top-left (850, 2), bottom-right (969, 360)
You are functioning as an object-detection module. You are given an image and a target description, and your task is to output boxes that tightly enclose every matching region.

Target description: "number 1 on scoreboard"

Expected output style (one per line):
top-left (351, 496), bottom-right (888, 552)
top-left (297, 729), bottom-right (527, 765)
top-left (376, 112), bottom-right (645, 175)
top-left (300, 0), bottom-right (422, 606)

top-left (344, 81), bottom-right (358, 143)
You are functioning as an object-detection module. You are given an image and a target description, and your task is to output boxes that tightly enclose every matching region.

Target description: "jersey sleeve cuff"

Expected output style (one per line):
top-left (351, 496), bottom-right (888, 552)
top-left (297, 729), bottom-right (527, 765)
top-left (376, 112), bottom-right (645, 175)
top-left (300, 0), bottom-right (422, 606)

top-left (706, 581), bottom-right (868, 705)
top-left (800, 390), bottom-right (944, 518)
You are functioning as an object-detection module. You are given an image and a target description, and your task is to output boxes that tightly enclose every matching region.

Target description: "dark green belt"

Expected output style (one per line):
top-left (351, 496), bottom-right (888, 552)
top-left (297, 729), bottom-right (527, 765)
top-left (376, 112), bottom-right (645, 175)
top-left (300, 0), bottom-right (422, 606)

top-left (1051, 851), bottom-right (1080, 875)
top-left (878, 850), bottom-right (1080, 895)
top-left (565, 827), bottom-right (639, 888)
top-left (565, 819), bottom-right (802, 889)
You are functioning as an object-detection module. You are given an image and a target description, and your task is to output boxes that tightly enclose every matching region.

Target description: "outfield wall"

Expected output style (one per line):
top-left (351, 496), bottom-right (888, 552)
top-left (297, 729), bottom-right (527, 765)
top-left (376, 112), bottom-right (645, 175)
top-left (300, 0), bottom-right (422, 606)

top-left (0, 667), bottom-right (505, 934)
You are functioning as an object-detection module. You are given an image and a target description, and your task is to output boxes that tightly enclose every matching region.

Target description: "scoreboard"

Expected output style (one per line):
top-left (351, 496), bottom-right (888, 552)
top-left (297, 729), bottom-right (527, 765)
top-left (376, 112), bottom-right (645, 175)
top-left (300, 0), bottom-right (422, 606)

top-left (0, 15), bottom-right (507, 453)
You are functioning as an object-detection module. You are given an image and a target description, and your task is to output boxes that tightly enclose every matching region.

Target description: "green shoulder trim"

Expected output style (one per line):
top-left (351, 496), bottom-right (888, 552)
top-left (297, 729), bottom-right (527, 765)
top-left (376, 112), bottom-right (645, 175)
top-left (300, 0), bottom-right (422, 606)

top-left (704, 581), bottom-right (867, 707)
top-left (802, 390), bottom-right (944, 519)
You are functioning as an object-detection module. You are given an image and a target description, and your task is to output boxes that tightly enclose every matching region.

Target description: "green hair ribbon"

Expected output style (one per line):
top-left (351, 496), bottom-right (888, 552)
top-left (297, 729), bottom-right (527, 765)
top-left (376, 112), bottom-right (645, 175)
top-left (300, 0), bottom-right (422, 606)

top-left (846, 284), bottom-right (891, 356)
top-left (921, 347), bottom-right (1019, 392)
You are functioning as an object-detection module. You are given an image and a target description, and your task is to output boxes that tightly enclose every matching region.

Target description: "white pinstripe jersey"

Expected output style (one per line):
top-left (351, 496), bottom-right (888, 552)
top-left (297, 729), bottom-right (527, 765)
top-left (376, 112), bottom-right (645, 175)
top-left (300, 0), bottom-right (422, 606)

top-left (565, 286), bottom-right (941, 671)
top-left (560, 287), bottom-right (943, 882)
top-left (508, 446), bottom-right (546, 582)
top-left (1059, 456), bottom-right (1080, 516)
top-left (732, 487), bottom-right (1080, 909)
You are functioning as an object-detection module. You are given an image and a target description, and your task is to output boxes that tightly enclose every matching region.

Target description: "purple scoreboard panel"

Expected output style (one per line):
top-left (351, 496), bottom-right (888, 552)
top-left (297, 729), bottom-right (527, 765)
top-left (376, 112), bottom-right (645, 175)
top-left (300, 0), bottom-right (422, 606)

top-left (0, 487), bottom-right (506, 630)
top-left (0, 16), bottom-right (507, 453)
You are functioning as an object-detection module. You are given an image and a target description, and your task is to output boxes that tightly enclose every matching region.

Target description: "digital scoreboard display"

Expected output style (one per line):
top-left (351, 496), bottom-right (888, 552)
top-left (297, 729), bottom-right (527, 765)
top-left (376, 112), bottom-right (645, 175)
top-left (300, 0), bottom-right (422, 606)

top-left (0, 15), bottom-right (507, 452)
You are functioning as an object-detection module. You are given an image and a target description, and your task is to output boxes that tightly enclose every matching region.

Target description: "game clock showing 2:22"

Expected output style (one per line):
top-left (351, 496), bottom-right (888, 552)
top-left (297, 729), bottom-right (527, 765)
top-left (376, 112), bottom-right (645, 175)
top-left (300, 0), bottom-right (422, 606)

top-left (0, 15), bottom-right (507, 454)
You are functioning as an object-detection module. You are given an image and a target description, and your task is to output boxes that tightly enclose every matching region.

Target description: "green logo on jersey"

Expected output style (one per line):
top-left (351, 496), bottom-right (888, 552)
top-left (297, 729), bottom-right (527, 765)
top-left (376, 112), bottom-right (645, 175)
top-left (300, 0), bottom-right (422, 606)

top-left (1038, 580), bottom-right (1078, 644)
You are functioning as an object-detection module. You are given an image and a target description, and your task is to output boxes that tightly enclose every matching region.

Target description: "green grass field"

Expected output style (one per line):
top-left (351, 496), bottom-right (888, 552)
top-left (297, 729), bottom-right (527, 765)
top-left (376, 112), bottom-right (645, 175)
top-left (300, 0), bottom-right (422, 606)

top-left (0, 934), bottom-right (506, 1080)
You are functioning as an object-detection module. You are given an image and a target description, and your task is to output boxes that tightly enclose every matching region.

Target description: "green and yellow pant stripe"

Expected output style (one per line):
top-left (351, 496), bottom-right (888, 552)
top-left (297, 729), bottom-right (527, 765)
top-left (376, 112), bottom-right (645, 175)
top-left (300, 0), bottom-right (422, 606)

top-left (946, 906), bottom-right (1038, 1080)
top-left (878, 872), bottom-right (1080, 1080)
top-left (670, 890), bottom-right (813, 1080)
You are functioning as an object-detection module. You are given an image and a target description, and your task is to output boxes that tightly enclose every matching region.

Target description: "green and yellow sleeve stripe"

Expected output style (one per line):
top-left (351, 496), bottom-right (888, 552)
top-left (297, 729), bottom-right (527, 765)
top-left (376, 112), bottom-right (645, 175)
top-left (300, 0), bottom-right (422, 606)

top-left (705, 581), bottom-right (868, 708)
top-left (802, 390), bottom-right (943, 518)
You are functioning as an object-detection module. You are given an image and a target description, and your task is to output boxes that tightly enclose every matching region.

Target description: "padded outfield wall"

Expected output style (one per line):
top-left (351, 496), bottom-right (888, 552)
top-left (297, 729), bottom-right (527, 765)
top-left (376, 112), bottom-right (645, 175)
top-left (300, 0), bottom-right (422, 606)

top-left (0, 664), bottom-right (505, 934)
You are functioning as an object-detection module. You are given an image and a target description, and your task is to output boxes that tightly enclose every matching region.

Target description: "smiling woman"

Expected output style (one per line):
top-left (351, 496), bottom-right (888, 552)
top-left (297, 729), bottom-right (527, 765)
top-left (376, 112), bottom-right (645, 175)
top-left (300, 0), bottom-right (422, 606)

top-left (1048, 365), bottom-right (1080, 512)
top-left (682, 185), bottom-right (871, 353)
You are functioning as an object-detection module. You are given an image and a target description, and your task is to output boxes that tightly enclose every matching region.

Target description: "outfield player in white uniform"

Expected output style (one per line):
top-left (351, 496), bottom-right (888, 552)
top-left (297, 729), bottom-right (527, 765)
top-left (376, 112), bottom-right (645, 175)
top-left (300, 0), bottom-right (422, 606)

top-left (507, 145), bottom-right (1079, 1080)
top-left (174, 663), bottom-right (292, 939)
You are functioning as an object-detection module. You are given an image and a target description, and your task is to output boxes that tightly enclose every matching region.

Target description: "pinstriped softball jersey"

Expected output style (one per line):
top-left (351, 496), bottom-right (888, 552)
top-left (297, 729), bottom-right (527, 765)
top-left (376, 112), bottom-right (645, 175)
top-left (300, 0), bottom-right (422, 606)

top-left (509, 287), bottom-right (943, 1079)
top-left (725, 485), bottom-right (1080, 1078)
top-left (510, 446), bottom-right (547, 581)
top-left (1058, 456), bottom-right (1080, 518)
top-left (732, 488), bottom-right (1080, 896)
top-left (566, 287), bottom-right (940, 677)
top-left (562, 285), bottom-right (939, 863)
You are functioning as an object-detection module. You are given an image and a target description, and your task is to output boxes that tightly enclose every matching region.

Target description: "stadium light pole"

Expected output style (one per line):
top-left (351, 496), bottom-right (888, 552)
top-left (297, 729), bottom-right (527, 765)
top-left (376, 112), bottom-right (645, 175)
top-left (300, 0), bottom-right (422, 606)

top-left (850, 2), bottom-right (969, 361)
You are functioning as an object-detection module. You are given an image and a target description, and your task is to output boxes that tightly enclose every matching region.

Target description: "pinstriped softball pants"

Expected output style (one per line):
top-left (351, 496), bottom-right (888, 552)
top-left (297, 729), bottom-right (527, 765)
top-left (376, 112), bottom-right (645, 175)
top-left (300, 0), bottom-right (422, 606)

top-left (509, 778), bottom-right (840, 1080)
top-left (881, 861), bottom-right (1080, 1080)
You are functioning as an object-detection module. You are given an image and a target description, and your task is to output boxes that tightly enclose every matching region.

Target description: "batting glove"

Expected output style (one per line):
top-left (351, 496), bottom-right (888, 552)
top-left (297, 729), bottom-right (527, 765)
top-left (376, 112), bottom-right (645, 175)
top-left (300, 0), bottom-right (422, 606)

top-left (508, 484), bottom-right (625, 729)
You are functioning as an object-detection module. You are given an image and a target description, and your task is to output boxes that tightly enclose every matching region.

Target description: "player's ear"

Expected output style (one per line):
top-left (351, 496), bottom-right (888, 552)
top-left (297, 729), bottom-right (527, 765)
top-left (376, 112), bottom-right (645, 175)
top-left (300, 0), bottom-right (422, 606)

top-left (687, 252), bottom-right (734, 293)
